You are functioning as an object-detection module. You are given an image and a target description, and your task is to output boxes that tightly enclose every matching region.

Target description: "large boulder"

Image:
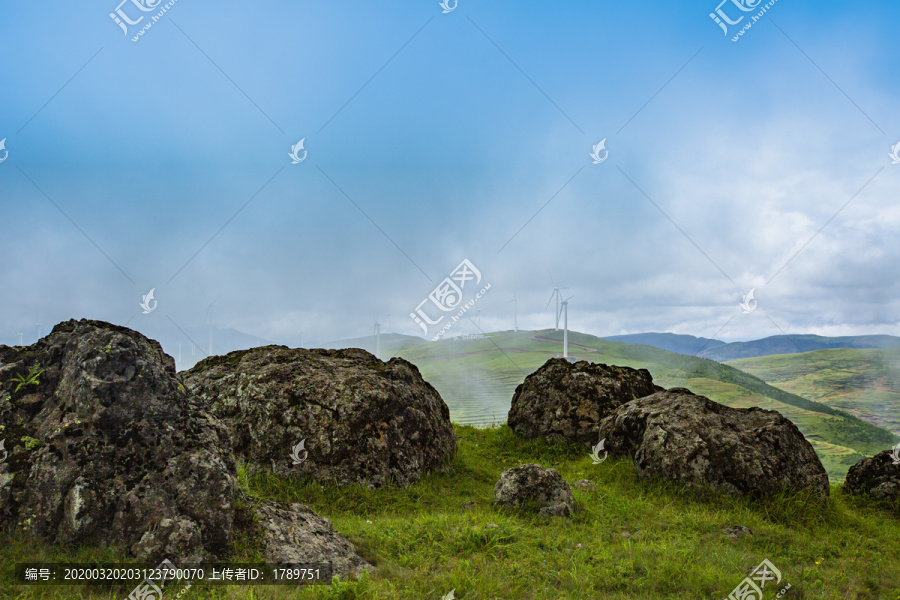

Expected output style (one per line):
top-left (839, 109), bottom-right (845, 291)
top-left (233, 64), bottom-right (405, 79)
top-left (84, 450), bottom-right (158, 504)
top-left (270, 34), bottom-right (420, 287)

top-left (0, 319), bottom-right (235, 561)
top-left (182, 346), bottom-right (455, 488)
top-left (0, 319), bottom-right (371, 577)
top-left (508, 358), bottom-right (662, 445)
top-left (493, 464), bottom-right (576, 517)
top-left (843, 450), bottom-right (900, 505)
top-left (597, 388), bottom-right (830, 498)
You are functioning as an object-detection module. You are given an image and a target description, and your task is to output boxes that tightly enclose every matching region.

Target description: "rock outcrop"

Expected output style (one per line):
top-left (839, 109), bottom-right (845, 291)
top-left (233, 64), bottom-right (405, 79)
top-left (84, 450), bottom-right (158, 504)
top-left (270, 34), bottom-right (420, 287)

top-left (508, 358), bottom-right (663, 445)
top-left (597, 388), bottom-right (830, 498)
top-left (843, 450), bottom-right (900, 505)
top-left (182, 346), bottom-right (454, 488)
top-left (0, 319), bottom-right (371, 577)
top-left (493, 464), bottom-right (576, 517)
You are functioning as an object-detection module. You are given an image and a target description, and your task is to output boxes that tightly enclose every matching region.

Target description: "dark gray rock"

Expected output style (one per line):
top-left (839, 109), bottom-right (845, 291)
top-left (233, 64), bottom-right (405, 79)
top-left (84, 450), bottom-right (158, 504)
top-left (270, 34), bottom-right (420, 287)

top-left (493, 464), bottom-right (576, 517)
top-left (597, 388), bottom-right (830, 498)
top-left (508, 358), bottom-right (663, 446)
top-left (244, 496), bottom-right (373, 577)
top-left (843, 449), bottom-right (900, 505)
top-left (0, 319), bottom-right (372, 578)
top-left (0, 319), bottom-right (235, 562)
top-left (182, 346), bottom-right (454, 489)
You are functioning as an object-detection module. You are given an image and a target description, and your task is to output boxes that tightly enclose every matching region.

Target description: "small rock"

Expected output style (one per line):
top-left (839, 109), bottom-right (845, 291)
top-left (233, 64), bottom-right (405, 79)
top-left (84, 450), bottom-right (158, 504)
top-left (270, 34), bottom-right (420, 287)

top-left (494, 464), bottom-right (576, 517)
top-left (571, 479), bottom-right (597, 491)
top-left (722, 525), bottom-right (753, 540)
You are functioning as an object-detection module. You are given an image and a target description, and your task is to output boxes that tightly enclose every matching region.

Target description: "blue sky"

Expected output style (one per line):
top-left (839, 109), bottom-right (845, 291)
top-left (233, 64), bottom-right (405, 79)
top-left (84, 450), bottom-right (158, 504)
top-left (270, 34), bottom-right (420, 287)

top-left (1, 0), bottom-right (899, 360)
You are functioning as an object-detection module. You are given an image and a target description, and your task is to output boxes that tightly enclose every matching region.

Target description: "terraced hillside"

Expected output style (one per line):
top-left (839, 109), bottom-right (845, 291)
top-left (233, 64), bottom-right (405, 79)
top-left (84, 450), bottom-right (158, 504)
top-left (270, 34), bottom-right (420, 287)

top-left (727, 347), bottom-right (900, 436)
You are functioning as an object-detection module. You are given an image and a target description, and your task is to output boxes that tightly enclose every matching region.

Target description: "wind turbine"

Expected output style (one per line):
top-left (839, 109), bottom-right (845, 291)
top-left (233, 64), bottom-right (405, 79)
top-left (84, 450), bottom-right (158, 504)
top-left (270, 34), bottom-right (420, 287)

top-left (560, 295), bottom-right (574, 358)
top-left (199, 286), bottom-right (223, 357)
top-left (506, 291), bottom-right (518, 333)
top-left (374, 318), bottom-right (381, 359)
top-left (546, 274), bottom-right (570, 331)
top-left (17, 332), bottom-right (23, 346)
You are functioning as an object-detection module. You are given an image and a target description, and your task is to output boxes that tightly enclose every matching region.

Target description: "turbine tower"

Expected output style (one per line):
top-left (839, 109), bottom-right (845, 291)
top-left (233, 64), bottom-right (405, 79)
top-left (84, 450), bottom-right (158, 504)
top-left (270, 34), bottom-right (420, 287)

top-left (474, 308), bottom-right (487, 331)
top-left (199, 286), bottom-right (222, 358)
top-left (506, 291), bottom-right (518, 332)
top-left (560, 295), bottom-right (574, 358)
top-left (374, 319), bottom-right (381, 359)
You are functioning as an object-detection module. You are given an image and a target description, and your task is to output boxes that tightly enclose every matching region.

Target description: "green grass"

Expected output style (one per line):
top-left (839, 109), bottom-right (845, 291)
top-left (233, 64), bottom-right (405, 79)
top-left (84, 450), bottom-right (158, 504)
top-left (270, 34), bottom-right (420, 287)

top-left (3, 423), bottom-right (900, 599)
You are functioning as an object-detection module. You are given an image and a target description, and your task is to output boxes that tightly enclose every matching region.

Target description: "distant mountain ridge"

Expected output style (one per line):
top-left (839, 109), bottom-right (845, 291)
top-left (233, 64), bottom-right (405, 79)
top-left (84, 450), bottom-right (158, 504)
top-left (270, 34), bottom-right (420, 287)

top-left (604, 332), bottom-right (900, 362)
top-left (603, 333), bottom-right (725, 356)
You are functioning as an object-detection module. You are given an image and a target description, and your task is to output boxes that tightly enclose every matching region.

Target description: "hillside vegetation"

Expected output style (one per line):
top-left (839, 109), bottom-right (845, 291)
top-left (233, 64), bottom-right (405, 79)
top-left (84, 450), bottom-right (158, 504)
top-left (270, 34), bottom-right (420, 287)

top-left (727, 347), bottom-right (900, 437)
top-left (382, 330), bottom-right (899, 480)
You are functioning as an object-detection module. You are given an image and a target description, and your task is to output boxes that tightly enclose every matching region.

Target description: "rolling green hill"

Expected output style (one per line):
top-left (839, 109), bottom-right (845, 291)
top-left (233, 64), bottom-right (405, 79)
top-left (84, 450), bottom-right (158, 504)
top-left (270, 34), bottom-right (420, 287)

top-left (727, 347), bottom-right (900, 437)
top-left (367, 329), bottom-right (899, 481)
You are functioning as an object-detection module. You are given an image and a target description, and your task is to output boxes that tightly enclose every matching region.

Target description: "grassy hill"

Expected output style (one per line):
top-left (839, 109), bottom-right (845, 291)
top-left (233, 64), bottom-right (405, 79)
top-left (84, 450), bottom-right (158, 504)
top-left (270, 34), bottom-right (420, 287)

top-left (371, 330), bottom-right (899, 481)
top-left (727, 347), bottom-right (900, 437)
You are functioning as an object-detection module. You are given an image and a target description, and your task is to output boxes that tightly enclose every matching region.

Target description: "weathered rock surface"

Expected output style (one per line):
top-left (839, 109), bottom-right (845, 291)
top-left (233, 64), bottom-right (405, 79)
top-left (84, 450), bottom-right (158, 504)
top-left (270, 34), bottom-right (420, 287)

top-left (182, 346), bottom-right (454, 488)
top-left (244, 496), bottom-right (372, 576)
top-left (0, 319), bottom-right (235, 562)
top-left (597, 388), bottom-right (830, 498)
top-left (0, 319), bottom-right (371, 577)
top-left (843, 450), bottom-right (900, 505)
top-left (494, 464), bottom-right (576, 517)
top-left (508, 358), bottom-right (663, 446)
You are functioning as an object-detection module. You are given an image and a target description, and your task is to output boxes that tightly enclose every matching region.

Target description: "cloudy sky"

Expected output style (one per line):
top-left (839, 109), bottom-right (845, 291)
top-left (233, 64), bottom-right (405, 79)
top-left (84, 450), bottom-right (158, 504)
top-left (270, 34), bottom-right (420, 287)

top-left (1, 0), bottom-right (898, 357)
